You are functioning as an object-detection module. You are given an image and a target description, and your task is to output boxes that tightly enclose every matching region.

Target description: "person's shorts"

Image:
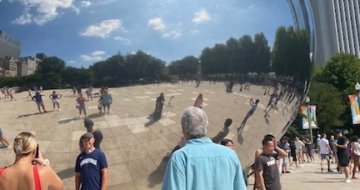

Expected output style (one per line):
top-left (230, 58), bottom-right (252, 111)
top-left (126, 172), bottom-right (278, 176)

top-left (36, 101), bottom-right (44, 107)
top-left (320, 154), bottom-right (330, 160)
top-left (78, 104), bottom-right (86, 110)
top-left (52, 99), bottom-right (60, 104)
top-left (283, 156), bottom-right (289, 164)
top-left (338, 154), bottom-right (350, 167)
top-left (102, 103), bottom-right (110, 107)
top-left (0, 128), bottom-right (3, 136)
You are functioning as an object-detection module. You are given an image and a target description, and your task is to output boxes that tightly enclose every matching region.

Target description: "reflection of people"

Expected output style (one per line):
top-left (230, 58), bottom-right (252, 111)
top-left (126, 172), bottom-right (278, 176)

top-left (193, 93), bottom-right (203, 108)
top-left (0, 128), bottom-right (10, 147)
top-left (0, 132), bottom-right (64, 189)
top-left (75, 132), bottom-right (108, 190)
top-left (162, 106), bottom-right (247, 190)
top-left (101, 90), bottom-right (112, 114)
top-left (153, 93), bottom-right (165, 120)
top-left (49, 91), bottom-right (62, 111)
top-left (32, 90), bottom-right (46, 113)
top-left (76, 93), bottom-right (87, 117)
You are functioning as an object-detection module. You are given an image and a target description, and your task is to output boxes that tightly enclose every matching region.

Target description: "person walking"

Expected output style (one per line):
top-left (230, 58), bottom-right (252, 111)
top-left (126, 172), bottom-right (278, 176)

top-left (0, 132), bottom-right (63, 190)
top-left (318, 133), bottom-right (333, 173)
top-left (335, 131), bottom-right (351, 183)
top-left (75, 132), bottom-right (108, 190)
top-left (162, 106), bottom-right (247, 190)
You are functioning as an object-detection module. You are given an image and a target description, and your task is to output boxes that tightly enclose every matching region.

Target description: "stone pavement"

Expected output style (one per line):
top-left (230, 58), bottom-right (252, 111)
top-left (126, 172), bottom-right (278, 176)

top-left (248, 161), bottom-right (360, 190)
top-left (0, 82), bottom-right (298, 189)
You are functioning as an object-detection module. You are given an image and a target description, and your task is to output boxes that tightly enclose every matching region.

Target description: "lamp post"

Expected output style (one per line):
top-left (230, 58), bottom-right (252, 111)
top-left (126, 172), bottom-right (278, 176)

top-left (305, 96), bottom-right (313, 143)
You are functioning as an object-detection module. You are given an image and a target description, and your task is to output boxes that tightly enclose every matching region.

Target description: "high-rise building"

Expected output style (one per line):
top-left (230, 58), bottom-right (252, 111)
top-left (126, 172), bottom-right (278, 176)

top-left (309, 0), bottom-right (360, 64)
top-left (0, 30), bottom-right (21, 58)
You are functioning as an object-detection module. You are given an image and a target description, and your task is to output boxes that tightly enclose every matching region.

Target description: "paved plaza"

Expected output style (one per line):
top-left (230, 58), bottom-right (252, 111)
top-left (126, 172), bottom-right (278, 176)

top-left (248, 161), bottom-right (360, 190)
top-left (0, 82), bottom-right (297, 189)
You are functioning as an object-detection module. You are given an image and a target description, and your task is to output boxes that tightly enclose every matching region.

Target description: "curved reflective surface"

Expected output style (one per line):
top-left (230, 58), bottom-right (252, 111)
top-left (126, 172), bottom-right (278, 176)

top-left (0, 0), bottom-right (314, 189)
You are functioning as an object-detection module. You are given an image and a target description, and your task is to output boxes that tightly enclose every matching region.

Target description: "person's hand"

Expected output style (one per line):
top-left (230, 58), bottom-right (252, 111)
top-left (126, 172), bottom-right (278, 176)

top-left (32, 151), bottom-right (46, 166)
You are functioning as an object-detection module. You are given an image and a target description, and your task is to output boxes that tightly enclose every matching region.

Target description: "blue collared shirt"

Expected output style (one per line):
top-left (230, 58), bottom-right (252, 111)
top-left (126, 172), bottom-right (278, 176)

top-left (162, 137), bottom-right (247, 190)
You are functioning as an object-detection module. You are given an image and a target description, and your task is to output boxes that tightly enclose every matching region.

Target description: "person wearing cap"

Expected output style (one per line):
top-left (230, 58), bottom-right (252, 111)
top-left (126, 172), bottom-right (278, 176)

top-left (83, 117), bottom-right (103, 150)
top-left (75, 132), bottom-right (108, 190)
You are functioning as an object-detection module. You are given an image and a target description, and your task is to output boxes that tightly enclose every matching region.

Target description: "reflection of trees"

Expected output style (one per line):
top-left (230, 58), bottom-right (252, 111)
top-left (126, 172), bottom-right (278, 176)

top-left (272, 26), bottom-right (311, 83)
top-left (2, 26), bottom-right (311, 91)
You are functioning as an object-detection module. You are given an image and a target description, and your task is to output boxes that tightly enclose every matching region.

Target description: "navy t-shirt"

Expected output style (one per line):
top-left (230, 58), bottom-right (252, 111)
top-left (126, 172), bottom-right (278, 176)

top-left (75, 149), bottom-right (108, 190)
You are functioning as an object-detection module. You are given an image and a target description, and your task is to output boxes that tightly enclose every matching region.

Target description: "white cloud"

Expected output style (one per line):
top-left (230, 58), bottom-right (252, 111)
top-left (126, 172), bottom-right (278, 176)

top-left (12, 0), bottom-right (77, 25)
top-left (80, 1), bottom-right (92, 7)
top-left (148, 17), bottom-right (166, 32)
top-left (67, 60), bottom-right (76, 64)
top-left (193, 9), bottom-right (211, 24)
top-left (80, 19), bottom-right (122, 38)
top-left (81, 51), bottom-right (107, 62)
top-left (12, 12), bottom-right (32, 25)
top-left (114, 36), bottom-right (131, 45)
top-left (162, 31), bottom-right (181, 39)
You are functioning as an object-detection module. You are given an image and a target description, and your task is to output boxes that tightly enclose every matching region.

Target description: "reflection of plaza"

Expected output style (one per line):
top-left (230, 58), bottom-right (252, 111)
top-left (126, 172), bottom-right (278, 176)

top-left (0, 82), bottom-right (299, 189)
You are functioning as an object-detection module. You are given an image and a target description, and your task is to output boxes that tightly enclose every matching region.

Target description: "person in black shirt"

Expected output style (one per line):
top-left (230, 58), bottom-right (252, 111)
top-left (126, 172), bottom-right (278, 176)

top-left (335, 131), bottom-right (351, 183)
top-left (255, 136), bottom-right (288, 190)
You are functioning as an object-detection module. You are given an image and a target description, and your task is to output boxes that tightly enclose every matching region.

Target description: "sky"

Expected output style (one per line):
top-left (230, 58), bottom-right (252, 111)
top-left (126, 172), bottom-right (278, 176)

top-left (0, 0), bottom-right (293, 68)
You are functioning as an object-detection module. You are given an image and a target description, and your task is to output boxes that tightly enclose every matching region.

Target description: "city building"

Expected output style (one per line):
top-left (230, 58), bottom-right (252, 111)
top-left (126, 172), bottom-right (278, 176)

top-left (18, 56), bottom-right (38, 76)
top-left (0, 30), bottom-right (21, 58)
top-left (0, 57), bottom-right (18, 77)
top-left (309, 0), bottom-right (360, 64)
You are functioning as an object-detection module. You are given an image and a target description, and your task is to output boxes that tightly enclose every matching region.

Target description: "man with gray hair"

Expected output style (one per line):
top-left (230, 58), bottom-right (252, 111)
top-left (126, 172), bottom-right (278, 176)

top-left (162, 106), bottom-right (247, 190)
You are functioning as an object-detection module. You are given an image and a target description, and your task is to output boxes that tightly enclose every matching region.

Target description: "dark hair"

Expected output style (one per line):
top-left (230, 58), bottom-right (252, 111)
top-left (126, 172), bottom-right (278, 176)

top-left (351, 135), bottom-right (358, 142)
top-left (220, 139), bottom-right (233, 146)
top-left (262, 136), bottom-right (274, 146)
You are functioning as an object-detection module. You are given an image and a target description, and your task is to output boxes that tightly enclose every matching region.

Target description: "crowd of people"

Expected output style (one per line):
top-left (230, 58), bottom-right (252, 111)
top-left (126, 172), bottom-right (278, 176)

top-left (2, 85), bottom-right (360, 190)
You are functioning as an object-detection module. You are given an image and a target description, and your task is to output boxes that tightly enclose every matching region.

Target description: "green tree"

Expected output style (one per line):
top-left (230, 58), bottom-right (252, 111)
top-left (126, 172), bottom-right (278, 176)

top-left (307, 82), bottom-right (346, 132)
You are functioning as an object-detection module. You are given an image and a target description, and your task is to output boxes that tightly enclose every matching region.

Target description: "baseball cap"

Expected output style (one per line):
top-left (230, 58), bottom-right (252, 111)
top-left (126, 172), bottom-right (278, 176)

top-left (83, 132), bottom-right (94, 139)
top-left (84, 117), bottom-right (94, 128)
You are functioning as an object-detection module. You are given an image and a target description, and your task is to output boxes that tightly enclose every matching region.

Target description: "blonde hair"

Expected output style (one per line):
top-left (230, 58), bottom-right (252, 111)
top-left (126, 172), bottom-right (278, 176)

top-left (13, 132), bottom-right (37, 156)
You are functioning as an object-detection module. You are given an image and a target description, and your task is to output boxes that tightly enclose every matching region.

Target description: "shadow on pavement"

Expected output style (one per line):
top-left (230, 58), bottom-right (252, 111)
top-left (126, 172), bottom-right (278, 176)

top-left (147, 154), bottom-right (169, 188)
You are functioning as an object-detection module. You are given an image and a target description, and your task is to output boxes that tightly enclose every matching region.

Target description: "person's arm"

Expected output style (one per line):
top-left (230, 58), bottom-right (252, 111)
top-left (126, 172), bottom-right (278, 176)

top-left (255, 170), bottom-right (266, 190)
top-left (335, 142), bottom-right (348, 149)
top-left (59, 94), bottom-right (62, 99)
top-left (75, 173), bottom-right (81, 190)
top-left (101, 168), bottom-right (108, 190)
top-left (275, 146), bottom-right (288, 158)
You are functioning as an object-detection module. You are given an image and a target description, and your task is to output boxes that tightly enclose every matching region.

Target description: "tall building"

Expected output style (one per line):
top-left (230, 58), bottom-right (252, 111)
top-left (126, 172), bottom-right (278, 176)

top-left (0, 30), bottom-right (21, 58)
top-left (18, 56), bottom-right (38, 76)
top-left (309, 0), bottom-right (360, 64)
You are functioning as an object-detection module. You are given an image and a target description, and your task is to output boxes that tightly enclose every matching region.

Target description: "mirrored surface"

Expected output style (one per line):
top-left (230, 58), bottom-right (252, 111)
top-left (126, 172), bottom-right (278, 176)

top-left (0, 0), bottom-right (314, 189)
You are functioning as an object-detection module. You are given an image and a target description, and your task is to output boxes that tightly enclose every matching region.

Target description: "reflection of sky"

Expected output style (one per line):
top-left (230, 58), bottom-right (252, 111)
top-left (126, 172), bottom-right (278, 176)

top-left (0, 0), bottom-right (293, 67)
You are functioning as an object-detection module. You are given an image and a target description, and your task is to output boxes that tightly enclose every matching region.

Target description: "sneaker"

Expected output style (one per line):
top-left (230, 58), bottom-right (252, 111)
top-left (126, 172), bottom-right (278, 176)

top-left (352, 177), bottom-right (358, 179)
top-left (328, 170), bottom-right (334, 173)
top-left (345, 178), bottom-right (351, 183)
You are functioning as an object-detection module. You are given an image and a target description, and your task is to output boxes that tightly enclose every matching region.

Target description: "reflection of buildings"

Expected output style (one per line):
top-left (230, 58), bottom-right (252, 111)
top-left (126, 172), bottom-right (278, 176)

top-left (287, 0), bottom-right (315, 61)
top-left (0, 30), bottom-right (21, 58)
top-left (309, 0), bottom-right (360, 64)
top-left (0, 30), bottom-right (41, 77)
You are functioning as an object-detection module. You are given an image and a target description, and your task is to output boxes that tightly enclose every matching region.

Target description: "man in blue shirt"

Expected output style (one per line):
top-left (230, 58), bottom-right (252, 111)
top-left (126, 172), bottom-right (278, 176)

top-left (75, 132), bottom-right (108, 190)
top-left (162, 106), bottom-right (247, 190)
